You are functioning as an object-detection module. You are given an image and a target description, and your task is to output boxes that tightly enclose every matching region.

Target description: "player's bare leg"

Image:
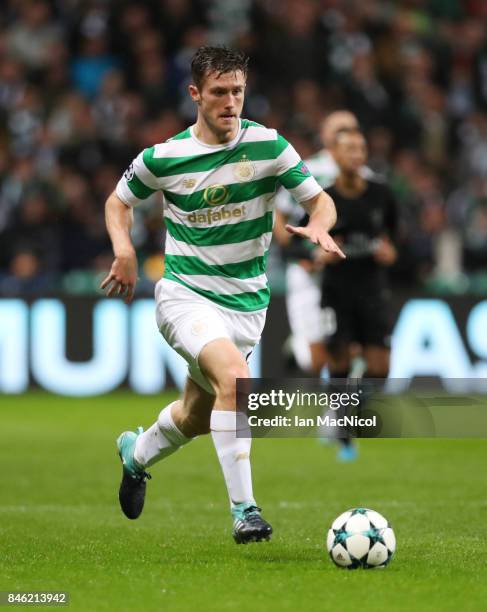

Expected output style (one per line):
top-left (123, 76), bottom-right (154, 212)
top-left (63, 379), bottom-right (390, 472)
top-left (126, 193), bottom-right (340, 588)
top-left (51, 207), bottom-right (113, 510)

top-left (117, 337), bottom-right (271, 542)
top-left (169, 378), bottom-right (215, 438)
top-left (363, 346), bottom-right (390, 378)
top-left (199, 338), bottom-right (272, 543)
top-left (325, 345), bottom-right (358, 461)
top-left (309, 341), bottom-right (328, 375)
top-left (361, 345), bottom-right (390, 441)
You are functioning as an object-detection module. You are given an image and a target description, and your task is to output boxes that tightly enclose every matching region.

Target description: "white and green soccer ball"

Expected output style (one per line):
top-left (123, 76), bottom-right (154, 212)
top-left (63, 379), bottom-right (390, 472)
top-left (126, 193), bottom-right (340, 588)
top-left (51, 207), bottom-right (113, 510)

top-left (327, 508), bottom-right (396, 569)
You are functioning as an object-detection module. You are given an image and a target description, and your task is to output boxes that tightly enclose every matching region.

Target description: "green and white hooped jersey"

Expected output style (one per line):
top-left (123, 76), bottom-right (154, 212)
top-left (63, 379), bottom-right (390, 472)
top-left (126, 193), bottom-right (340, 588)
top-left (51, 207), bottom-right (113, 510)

top-left (116, 119), bottom-right (322, 312)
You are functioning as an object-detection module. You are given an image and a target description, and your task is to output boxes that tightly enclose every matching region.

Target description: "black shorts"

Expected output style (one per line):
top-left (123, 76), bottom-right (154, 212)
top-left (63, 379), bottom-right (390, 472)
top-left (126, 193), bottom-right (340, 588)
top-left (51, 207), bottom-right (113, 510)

top-left (322, 283), bottom-right (393, 350)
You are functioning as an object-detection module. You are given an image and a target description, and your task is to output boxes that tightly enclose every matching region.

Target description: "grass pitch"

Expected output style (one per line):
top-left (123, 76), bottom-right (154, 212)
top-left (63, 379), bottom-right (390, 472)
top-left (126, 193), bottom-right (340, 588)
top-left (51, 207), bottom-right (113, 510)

top-left (1, 391), bottom-right (487, 611)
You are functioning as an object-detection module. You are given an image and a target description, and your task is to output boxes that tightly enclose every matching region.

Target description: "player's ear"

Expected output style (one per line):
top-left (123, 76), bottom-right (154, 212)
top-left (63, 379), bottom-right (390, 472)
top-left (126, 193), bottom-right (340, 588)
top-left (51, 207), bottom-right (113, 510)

top-left (188, 84), bottom-right (201, 105)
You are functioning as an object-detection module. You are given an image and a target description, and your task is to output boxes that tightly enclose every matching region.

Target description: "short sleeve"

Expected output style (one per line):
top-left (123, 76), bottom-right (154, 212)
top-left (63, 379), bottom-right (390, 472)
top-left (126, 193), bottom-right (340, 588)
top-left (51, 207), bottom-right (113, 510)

top-left (275, 133), bottom-right (322, 203)
top-left (116, 147), bottom-right (160, 207)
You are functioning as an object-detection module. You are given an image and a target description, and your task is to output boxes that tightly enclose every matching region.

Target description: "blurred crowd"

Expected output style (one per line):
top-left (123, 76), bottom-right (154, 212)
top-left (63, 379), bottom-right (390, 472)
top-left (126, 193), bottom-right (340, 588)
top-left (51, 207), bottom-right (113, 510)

top-left (1, 0), bottom-right (487, 295)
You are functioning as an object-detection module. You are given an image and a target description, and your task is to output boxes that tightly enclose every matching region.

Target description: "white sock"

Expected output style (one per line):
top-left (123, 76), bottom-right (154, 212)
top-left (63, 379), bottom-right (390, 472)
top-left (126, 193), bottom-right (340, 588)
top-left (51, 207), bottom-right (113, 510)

top-left (210, 410), bottom-right (255, 508)
top-left (134, 401), bottom-right (191, 467)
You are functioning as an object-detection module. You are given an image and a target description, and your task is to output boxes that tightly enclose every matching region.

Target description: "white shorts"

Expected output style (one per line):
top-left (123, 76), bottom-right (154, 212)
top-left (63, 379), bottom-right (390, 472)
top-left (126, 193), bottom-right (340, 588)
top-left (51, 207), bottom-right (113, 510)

top-left (285, 263), bottom-right (329, 372)
top-left (155, 278), bottom-right (266, 394)
top-left (286, 263), bottom-right (326, 343)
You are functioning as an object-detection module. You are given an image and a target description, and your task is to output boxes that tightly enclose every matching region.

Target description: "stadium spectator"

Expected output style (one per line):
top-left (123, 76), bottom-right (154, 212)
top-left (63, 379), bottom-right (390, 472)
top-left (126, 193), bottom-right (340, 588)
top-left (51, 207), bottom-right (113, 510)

top-left (0, 0), bottom-right (486, 294)
top-left (7, 0), bottom-right (62, 71)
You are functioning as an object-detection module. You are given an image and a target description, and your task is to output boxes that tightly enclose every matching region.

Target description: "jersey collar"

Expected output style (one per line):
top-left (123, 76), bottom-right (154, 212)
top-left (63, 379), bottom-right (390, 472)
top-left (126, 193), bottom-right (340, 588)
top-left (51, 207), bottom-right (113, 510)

top-left (189, 119), bottom-right (243, 149)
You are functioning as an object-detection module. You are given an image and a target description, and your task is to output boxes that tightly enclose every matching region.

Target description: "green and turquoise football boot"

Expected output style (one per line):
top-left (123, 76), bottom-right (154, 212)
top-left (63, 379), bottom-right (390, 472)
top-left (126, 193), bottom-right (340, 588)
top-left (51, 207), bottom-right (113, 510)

top-left (117, 427), bottom-right (151, 520)
top-left (232, 503), bottom-right (273, 544)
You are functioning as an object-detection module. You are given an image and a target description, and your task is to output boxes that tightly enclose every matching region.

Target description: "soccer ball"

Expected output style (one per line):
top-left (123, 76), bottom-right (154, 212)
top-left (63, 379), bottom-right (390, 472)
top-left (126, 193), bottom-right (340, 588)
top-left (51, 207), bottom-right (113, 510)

top-left (327, 508), bottom-right (396, 569)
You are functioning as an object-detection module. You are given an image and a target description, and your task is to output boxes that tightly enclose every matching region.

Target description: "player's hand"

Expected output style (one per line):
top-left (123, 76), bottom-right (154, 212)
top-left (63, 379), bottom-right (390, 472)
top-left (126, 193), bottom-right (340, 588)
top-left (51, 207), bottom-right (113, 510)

top-left (285, 224), bottom-right (346, 259)
top-left (373, 238), bottom-right (397, 266)
top-left (312, 248), bottom-right (342, 266)
top-left (100, 252), bottom-right (138, 304)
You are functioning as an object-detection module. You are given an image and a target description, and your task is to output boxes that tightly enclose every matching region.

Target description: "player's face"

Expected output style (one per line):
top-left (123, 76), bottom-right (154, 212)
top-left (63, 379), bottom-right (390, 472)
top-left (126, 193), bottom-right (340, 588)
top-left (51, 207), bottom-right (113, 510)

top-left (333, 134), bottom-right (367, 174)
top-left (190, 70), bottom-right (246, 138)
top-left (322, 114), bottom-right (358, 148)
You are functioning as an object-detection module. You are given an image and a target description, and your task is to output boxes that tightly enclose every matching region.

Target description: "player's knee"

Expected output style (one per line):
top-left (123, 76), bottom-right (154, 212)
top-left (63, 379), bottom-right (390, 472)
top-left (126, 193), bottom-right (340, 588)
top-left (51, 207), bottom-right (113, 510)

top-left (215, 363), bottom-right (249, 404)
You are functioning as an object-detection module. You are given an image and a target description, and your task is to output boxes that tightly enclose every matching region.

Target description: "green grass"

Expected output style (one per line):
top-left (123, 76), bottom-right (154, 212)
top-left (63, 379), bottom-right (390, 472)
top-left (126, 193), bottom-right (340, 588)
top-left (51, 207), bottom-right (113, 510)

top-left (1, 392), bottom-right (487, 611)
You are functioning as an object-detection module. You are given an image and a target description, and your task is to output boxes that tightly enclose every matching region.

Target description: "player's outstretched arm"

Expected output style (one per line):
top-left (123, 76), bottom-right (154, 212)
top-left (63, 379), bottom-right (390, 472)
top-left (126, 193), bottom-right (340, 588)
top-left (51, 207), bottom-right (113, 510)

top-left (285, 191), bottom-right (345, 259)
top-left (100, 190), bottom-right (138, 304)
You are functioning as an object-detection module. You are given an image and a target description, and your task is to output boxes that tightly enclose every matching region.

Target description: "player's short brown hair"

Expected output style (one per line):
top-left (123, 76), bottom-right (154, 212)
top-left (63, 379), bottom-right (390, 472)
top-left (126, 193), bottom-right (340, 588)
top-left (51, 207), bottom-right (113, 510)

top-left (191, 46), bottom-right (249, 89)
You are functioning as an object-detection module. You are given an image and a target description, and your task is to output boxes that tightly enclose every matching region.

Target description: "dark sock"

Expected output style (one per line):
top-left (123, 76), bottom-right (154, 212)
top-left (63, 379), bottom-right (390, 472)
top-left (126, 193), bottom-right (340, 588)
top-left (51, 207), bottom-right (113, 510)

top-left (329, 371), bottom-right (349, 380)
top-left (328, 371), bottom-right (353, 443)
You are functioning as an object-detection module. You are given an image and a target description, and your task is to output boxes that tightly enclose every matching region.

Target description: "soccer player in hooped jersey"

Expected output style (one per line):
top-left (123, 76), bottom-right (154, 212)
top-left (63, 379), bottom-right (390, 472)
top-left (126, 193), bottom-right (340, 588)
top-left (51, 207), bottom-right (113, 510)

top-left (101, 46), bottom-right (344, 544)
